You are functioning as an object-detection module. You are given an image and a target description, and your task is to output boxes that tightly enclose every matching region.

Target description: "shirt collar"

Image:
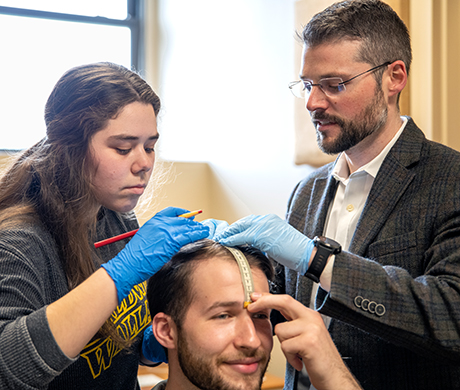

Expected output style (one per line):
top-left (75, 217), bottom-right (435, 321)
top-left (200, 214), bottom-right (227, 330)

top-left (332, 116), bottom-right (408, 182)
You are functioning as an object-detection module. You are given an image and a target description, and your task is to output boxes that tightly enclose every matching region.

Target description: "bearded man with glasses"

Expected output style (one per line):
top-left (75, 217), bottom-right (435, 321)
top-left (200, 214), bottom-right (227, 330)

top-left (214, 1), bottom-right (460, 389)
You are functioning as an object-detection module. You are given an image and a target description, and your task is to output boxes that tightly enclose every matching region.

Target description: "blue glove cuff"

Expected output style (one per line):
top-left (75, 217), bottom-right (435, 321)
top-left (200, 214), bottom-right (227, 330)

top-left (299, 238), bottom-right (315, 275)
top-left (142, 326), bottom-right (168, 363)
top-left (101, 261), bottom-right (131, 304)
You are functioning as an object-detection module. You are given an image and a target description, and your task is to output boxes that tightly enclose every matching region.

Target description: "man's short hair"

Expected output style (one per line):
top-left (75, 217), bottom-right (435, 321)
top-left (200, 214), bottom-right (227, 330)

top-left (147, 239), bottom-right (275, 329)
top-left (301, 0), bottom-right (412, 77)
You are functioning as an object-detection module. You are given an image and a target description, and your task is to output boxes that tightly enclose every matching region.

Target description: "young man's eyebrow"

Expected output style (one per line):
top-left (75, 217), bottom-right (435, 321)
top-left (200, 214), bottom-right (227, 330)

top-left (205, 301), bottom-right (241, 313)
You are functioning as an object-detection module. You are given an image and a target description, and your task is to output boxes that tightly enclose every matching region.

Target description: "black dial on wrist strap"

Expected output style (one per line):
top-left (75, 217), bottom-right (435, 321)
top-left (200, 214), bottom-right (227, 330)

top-left (305, 236), bottom-right (341, 283)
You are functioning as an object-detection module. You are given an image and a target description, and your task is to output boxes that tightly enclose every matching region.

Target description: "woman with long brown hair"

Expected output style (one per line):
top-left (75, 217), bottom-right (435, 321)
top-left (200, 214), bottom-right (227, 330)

top-left (0, 62), bottom-right (208, 389)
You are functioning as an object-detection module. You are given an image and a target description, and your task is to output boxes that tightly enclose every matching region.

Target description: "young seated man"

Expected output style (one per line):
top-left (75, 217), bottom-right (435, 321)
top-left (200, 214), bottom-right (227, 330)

top-left (146, 239), bottom-right (361, 390)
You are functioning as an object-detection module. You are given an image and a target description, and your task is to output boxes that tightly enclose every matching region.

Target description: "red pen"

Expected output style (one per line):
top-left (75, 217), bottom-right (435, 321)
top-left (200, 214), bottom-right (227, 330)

top-left (94, 209), bottom-right (203, 248)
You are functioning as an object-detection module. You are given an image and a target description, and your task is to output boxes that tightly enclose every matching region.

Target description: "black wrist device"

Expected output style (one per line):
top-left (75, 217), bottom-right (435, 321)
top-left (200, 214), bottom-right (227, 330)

top-left (305, 236), bottom-right (341, 283)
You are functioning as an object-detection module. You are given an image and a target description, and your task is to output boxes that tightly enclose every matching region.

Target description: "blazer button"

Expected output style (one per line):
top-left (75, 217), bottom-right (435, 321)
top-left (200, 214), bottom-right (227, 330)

top-left (368, 301), bottom-right (377, 314)
top-left (354, 296), bottom-right (363, 308)
top-left (361, 299), bottom-right (370, 311)
top-left (375, 304), bottom-right (386, 316)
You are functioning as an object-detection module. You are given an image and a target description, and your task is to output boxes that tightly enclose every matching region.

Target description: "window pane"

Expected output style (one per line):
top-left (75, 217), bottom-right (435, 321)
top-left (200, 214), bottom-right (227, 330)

top-left (0, 0), bottom-right (127, 19)
top-left (0, 14), bottom-right (131, 150)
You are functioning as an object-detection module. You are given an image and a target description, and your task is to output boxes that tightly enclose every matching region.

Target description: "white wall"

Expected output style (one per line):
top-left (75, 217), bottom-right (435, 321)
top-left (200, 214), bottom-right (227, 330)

top-left (153, 0), bottom-right (314, 222)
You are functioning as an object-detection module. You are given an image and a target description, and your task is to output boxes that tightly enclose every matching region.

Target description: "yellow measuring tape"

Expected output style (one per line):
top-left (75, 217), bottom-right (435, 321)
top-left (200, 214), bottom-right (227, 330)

top-left (225, 246), bottom-right (254, 308)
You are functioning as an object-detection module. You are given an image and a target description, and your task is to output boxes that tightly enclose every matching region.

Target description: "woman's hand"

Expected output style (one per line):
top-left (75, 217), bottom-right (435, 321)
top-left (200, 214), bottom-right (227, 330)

top-left (102, 207), bottom-right (209, 303)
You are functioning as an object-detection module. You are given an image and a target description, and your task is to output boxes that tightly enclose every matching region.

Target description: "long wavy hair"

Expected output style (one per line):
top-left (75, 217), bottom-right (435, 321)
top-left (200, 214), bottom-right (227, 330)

top-left (0, 62), bottom-right (161, 346)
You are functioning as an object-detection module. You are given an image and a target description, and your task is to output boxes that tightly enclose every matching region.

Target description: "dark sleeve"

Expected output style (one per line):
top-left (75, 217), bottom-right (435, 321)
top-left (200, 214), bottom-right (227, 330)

top-left (0, 227), bottom-right (76, 389)
top-left (270, 261), bottom-right (287, 328)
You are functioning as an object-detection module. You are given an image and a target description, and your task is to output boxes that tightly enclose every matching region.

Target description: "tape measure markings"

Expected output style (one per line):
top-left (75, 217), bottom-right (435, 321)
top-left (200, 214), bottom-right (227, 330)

top-left (225, 246), bottom-right (255, 308)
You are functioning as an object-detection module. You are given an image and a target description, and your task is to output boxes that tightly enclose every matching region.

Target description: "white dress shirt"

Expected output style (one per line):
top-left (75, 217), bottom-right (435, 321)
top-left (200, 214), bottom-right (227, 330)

top-left (313, 117), bottom-right (408, 295)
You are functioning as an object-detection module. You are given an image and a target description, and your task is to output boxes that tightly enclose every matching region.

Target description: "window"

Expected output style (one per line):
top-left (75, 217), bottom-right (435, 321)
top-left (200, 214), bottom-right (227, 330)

top-left (0, 1), bottom-right (144, 150)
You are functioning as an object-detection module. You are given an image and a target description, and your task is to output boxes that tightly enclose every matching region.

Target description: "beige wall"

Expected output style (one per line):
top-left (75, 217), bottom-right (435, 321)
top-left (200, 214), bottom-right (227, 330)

top-left (406, 0), bottom-right (460, 150)
top-left (425, 0), bottom-right (460, 150)
top-left (0, 153), bottom-right (15, 172)
top-left (293, 0), bottom-right (338, 167)
top-left (136, 161), bottom-right (252, 226)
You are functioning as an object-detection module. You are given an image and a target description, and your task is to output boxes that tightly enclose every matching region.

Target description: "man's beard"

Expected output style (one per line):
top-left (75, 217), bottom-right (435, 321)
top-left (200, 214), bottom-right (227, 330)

top-left (176, 328), bottom-right (269, 390)
top-left (312, 87), bottom-right (388, 155)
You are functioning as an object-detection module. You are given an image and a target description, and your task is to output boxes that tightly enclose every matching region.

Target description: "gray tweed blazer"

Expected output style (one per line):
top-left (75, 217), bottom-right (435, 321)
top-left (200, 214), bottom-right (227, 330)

top-left (281, 117), bottom-right (460, 390)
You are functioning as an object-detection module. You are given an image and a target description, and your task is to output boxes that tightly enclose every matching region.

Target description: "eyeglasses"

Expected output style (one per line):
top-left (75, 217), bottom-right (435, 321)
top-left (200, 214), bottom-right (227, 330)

top-left (288, 62), bottom-right (392, 99)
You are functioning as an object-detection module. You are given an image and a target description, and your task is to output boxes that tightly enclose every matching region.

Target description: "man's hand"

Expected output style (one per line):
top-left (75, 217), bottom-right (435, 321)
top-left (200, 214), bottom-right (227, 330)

top-left (247, 293), bottom-right (362, 390)
top-left (216, 214), bottom-right (314, 274)
top-left (201, 218), bottom-right (229, 239)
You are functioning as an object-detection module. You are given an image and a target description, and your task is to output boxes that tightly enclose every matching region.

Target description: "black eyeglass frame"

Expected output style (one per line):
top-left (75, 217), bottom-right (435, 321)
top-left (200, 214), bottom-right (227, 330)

top-left (289, 61), bottom-right (393, 98)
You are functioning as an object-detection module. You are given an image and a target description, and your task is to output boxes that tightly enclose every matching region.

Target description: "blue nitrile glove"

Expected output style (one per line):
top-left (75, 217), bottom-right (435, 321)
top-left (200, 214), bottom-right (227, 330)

top-left (142, 325), bottom-right (168, 363)
top-left (216, 214), bottom-right (314, 274)
top-left (102, 207), bottom-right (210, 303)
top-left (201, 218), bottom-right (229, 239)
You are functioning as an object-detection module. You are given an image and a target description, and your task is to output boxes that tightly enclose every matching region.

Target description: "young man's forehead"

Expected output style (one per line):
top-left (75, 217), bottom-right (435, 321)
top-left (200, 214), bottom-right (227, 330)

top-left (187, 257), bottom-right (268, 310)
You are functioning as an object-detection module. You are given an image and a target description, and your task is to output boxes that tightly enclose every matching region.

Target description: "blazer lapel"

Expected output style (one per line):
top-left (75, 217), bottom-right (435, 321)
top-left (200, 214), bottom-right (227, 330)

top-left (292, 172), bottom-right (338, 303)
top-left (308, 174), bottom-right (339, 237)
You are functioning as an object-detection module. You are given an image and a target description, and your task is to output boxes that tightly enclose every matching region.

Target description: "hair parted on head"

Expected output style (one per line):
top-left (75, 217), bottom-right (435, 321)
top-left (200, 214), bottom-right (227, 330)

top-left (147, 239), bottom-right (275, 329)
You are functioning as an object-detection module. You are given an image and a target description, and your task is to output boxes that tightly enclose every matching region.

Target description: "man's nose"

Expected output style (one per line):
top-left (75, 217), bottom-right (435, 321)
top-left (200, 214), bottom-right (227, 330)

top-left (305, 85), bottom-right (329, 113)
top-left (234, 315), bottom-right (262, 350)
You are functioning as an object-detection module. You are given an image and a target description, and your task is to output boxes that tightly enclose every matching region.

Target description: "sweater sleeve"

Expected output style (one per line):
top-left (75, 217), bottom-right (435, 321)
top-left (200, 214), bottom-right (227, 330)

top-left (0, 225), bottom-right (76, 389)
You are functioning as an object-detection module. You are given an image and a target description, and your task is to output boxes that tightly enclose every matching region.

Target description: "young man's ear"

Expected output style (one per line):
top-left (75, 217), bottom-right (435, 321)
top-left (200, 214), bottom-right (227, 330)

top-left (152, 313), bottom-right (177, 349)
